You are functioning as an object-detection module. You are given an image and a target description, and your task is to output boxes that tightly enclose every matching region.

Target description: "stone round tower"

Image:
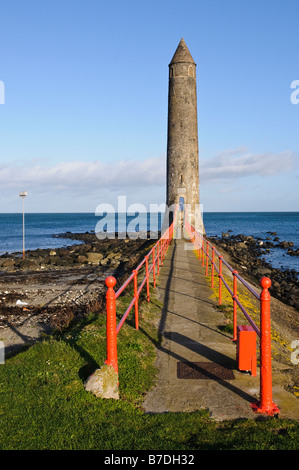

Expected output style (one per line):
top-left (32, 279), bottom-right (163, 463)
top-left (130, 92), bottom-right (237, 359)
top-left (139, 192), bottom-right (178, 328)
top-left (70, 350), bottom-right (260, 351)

top-left (166, 38), bottom-right (203, 232)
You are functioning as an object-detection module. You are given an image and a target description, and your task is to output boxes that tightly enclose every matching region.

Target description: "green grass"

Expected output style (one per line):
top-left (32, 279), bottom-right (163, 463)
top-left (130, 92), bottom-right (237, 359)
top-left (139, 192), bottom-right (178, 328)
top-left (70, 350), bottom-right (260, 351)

top-left (0, 286), bottom-right (298, 450)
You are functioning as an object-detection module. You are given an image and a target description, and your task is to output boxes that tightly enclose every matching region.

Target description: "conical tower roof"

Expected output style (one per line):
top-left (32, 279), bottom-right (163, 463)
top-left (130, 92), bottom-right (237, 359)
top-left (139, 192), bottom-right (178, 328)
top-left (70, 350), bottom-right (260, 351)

top-left (169, 38), bottom-right (196, 65)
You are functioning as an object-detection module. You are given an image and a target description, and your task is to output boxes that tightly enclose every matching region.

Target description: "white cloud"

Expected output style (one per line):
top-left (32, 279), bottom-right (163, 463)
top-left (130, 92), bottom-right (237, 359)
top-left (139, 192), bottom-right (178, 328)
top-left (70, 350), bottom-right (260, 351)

top-left (200, 147), bottom-right (296, 182)
top-left (0, 147), bottom-right (296, 200)
top-left (0, 156), bottom-right (166, 192)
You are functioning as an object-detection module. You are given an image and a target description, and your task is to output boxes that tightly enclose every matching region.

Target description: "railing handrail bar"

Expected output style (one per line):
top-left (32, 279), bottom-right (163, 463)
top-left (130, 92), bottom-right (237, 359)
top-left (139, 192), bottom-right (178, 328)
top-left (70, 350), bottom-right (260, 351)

top-left (214, 264), bottom-right (220, 275)
top-left (234, 273), bottom-right (260, 300)
top-left (137, 275), bottom-right (147, 296)
top-left (115, 238), bottom-right (160, 299)
top-left (135, 256), bottom-right (147, 272)
top-left (185, 221), bottom-right (260, 331)
top-left (221, 257), bottom-right (234, 272)
top-left (188, 222), bottom-right (260, 302)
top-left (114, 220), bottom-right (175, 330)
top-left (234, 297), bottom-right (260, 336)
top-left (219, 274), bottom-right (234, 297)
top-left (116, 297), bottom-right (136, 333)
top-left (115, 271), bottom-right (135, 299)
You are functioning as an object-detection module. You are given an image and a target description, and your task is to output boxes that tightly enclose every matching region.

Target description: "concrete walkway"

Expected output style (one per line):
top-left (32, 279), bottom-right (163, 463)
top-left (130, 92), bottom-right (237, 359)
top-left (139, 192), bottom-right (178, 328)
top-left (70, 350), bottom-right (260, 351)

top-left (143, 238), bottom-right (299, 421)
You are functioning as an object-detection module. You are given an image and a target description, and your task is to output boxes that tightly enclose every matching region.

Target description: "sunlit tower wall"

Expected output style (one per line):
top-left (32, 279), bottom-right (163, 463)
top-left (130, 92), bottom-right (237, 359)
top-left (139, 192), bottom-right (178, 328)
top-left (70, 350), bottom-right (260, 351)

top-left (166, 38), bottom-right (203, 233)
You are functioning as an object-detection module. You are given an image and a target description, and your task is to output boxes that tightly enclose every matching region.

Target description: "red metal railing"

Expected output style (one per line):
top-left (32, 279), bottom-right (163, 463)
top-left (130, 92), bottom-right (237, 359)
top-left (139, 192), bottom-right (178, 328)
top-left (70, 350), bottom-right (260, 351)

top-left (105, 220), bottom-right (175, 374)
top-left (184, 219), bottom-right (280, 416)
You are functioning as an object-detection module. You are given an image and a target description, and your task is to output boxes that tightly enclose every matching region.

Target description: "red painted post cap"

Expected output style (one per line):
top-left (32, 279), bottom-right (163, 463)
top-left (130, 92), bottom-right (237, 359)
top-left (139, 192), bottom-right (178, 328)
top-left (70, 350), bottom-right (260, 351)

top-left (260, 277), bottom-right (271, 289)
top-left (105, 276), bottom-right (117, 288)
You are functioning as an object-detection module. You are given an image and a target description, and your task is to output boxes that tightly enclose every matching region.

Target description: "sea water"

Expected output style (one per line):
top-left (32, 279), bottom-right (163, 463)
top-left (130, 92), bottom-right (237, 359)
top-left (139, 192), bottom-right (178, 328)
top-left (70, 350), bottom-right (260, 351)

top-left (204, 212), bottom-right (299, 273)
top-left (0, 212), bottom-right (298, 273)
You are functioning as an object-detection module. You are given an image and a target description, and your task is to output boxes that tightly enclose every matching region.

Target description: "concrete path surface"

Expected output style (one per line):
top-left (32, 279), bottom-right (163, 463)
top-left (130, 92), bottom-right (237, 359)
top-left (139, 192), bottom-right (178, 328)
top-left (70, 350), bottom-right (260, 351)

top-left (143, 238), bottom-right (299, 421)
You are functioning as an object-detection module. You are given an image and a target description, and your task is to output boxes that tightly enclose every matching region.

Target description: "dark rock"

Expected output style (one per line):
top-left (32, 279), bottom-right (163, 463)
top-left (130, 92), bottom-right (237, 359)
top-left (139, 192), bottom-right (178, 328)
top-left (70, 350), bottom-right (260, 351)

top-left (86, 252), bottom-right (104, 264)
top-left (287, 248), bottom-right (299, 257)
top-left (211, 231), bottom-right (299, 310)
top-left (17, 259), bottom-right (38, 269)
top-left (50, 256), bottom-right (63, 266)
top-left (236, 242), bottom-right (247, 250)
top-left (279, 241), bottom-right (294, 249)
top-left (2, 259), bottom-right (15, 267)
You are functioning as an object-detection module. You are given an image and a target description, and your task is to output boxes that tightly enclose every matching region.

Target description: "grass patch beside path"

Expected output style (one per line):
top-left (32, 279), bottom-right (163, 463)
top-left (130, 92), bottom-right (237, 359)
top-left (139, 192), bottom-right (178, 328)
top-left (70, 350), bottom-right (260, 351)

top-left (0, 286), bottom-right (299, 450)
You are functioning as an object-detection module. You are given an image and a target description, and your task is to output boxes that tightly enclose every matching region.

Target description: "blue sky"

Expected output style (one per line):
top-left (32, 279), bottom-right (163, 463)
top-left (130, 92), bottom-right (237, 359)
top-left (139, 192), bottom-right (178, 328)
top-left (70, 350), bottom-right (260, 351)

top-left (0, 0), bottom-right (298, 213)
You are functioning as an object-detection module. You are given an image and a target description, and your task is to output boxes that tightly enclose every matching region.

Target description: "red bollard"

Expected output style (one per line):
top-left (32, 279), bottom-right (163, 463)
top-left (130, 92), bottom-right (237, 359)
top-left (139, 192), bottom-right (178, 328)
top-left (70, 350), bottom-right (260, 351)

top-left (105, 276), bottom-right (118, 373)
top-left (251, 277), bottom-right (280, 415)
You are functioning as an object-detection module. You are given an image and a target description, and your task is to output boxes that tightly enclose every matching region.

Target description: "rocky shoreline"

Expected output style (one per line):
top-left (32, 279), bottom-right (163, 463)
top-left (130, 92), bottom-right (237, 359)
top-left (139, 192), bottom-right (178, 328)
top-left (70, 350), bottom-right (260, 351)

top-left (0, 232), bottom-right (157, 354)
top-left (0, 229), bottom-right (298, 356)
top-left (208, 232), bottom-right (299, 310)
top-left (0, 232), bottom-right (155, 273)
top-left (1, 229), bottom-right (298, 311)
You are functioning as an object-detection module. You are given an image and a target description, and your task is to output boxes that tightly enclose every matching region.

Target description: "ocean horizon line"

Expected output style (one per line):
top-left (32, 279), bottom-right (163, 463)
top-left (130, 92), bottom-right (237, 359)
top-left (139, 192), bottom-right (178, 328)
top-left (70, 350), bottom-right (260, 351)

top-left (0, 210), bottom-right (298, 215)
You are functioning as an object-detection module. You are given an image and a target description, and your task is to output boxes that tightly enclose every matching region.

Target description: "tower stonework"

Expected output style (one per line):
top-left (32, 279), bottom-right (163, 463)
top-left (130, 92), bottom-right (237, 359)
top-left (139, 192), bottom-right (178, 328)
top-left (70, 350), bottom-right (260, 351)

top-left (166, 38), bottom-right (203, 232)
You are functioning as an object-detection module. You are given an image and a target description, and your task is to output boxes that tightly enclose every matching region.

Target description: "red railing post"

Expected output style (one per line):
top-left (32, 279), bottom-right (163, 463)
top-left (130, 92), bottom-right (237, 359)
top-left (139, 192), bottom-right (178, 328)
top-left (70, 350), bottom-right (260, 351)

top-left (211, 247), bottom-right (215, 288)
top-left (157, 242), bottom-right (160, 275)
top-left (232, 270), bottom-right (238, 342)
top-left (198, 234), bottom-right (202, 260)
top-left (133, 269), bottom-right (139, 330)
top-left (145, 255), bottom-right (150, 302)
top-left (105, 276), bottom-right (118, 373)
top-left (152, 247), bottom-right (156, 288)
top-left (205, 241), bottom-right (209, 276)
top-left (202, 239), bottom-right (205, 266)
top-left (251, 277), bottom-right (279, 416)
top-left (218, 256), bottom-right (223, 305)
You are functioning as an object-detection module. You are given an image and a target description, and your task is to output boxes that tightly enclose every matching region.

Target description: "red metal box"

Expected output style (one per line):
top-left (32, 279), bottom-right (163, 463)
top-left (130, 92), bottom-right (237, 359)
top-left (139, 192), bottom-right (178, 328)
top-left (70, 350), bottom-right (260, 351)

top-left (237, 325), bottom-right (257, 376)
